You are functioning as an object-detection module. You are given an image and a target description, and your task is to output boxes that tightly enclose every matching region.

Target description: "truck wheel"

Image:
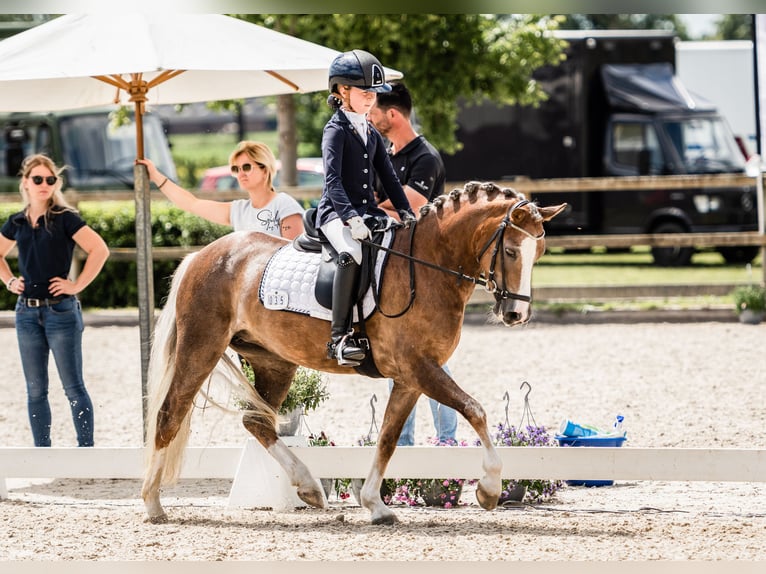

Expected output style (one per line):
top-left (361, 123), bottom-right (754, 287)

top-left (650, 222), bottom-right (694, 267)
top-left (718, 246), bottom-right (759, 265)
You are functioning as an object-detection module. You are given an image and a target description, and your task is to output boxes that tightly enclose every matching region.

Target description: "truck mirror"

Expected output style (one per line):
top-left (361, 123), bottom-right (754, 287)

top-left (4, 125), bottom-right (27, 177)
top-left (637, 149), bottom-right (651, 175)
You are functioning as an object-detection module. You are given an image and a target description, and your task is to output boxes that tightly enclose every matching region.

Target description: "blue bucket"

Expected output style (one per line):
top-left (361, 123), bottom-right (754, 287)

top-left (555, 434), bottom-right (627, 487)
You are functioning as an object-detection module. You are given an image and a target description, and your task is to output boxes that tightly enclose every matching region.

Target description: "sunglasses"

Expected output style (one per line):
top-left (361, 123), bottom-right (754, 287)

top-left (31, 175), bottom-right (58, 186)
top-left (230, 162), bottom-right (265, 175)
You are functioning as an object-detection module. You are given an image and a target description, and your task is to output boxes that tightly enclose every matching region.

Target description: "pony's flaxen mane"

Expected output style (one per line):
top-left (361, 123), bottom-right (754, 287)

top-left (419, 180), bottom-right (543, 222)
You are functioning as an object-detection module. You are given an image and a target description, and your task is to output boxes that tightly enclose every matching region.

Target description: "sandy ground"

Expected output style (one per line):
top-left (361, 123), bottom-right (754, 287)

top-left (0, 316), bottom-right (764, 561)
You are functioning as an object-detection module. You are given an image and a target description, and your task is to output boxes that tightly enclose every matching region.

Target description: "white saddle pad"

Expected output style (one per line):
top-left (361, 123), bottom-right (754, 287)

top-left (258, 230), bottom-right (394, 322)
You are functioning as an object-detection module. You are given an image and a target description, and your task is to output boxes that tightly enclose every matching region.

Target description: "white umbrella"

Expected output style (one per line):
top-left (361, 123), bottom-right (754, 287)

top-left (0, 13), bottom-right (347, 111)
top-left (0, 13), bottom-right (402, 429)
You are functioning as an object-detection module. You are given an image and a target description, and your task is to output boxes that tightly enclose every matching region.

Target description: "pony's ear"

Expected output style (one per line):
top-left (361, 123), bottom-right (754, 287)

top-left (511, 207), bottom-right (526, 225)
top-left (539, 203), bottom-right (567, 222)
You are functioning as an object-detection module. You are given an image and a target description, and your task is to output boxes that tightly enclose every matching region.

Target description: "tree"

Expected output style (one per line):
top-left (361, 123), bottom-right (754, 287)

top-left (556, 14), bottom-right (691, 40)
top-left (233, 14), bottom-right (566, 179)
top-left (714, 14), bottom-right (753, 40)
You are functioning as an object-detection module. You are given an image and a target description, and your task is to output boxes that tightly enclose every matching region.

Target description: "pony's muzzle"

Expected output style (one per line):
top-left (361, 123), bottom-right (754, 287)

top-left (494, 300), bottom-right (530, 326)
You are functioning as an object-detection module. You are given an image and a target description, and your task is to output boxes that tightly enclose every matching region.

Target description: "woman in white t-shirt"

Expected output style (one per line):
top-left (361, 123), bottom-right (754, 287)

top-left (136, 141), bottom-right (304, 239)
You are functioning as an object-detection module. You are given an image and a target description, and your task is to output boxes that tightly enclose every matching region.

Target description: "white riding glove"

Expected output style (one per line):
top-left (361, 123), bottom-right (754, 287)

top-left (347, 216), bottom-right (371, 241)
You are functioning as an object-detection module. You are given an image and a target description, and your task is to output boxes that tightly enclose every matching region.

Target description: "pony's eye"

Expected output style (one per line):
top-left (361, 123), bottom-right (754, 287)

top-left (505, 247), bottom-right (518, 260)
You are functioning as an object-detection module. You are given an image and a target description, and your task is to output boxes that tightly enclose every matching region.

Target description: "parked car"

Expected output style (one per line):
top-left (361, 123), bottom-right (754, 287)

top-left (199, 157), bottom-right (324, 191)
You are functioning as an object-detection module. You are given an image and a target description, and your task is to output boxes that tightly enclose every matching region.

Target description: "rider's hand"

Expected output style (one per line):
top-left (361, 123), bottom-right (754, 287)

top-left (347, 216), bottom-right (371, 241)
top-left (398, 210), bottom-right (417, 228)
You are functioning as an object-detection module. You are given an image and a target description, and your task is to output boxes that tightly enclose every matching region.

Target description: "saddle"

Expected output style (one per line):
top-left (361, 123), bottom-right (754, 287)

top-left (292, 208), bottom-right (389, 310)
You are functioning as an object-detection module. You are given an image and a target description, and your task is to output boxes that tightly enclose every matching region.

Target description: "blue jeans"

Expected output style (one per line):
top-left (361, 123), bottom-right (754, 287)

top-left (15, 297), bottom-right (94, 447)
top-left (389, 364), bottom-right (458, 446)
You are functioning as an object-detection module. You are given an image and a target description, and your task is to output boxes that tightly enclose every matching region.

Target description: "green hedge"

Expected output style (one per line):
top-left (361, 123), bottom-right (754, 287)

top-left (0, 201), bottom-right (230, 310)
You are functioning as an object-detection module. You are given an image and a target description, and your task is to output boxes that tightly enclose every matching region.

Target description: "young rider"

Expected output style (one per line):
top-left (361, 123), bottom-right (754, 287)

top-left (316, 49), bottom-right (415, 366)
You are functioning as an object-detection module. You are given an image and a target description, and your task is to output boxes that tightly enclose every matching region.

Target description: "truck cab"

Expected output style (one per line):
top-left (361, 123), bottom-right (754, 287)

top-left (1, 108), bottom-right (177, 193)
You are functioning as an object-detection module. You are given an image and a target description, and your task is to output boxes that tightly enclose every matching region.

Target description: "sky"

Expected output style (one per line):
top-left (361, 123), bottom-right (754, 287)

top-left (677, 13), bottom-right (719, 39)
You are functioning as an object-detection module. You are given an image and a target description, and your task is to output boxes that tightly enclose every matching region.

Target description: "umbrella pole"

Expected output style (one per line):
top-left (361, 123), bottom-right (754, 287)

top-left (132, 103), bottom-right (155, 442)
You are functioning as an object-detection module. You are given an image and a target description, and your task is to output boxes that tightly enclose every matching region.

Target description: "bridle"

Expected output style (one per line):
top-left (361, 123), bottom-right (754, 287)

top-left (362, 198), bottom-right (545, 317)
top-left (476, 199), bottom-right (545, 303)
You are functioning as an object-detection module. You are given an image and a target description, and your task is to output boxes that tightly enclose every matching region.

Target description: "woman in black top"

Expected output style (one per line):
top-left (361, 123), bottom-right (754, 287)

top-left (0, 154), bottom-right (109, 446)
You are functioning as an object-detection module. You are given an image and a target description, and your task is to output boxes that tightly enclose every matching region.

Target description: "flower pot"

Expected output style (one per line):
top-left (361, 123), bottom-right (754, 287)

top-left (277, 407), bottom-right (302, 436)
top-left (320, 478), bottom-right (334, 499)
top-left (420, 480), bottom-right (463, 507)
top-left (498, 482), bottom-right (527, 505)
top-left (738, 310), bottom-right (764, 325)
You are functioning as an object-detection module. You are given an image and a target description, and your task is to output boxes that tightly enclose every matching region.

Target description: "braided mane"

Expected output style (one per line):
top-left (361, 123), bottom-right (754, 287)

top-left (419, 180), bottom-right (542, 221)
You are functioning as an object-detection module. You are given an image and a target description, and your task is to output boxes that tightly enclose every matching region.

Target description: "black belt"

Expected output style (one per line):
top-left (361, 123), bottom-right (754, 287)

top-left (20, 295), bottom-right (71, 308)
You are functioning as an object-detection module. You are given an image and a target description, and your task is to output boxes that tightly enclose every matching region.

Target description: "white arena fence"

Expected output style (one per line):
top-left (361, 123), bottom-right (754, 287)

top-left (2, 443), bottom-right (765, 501)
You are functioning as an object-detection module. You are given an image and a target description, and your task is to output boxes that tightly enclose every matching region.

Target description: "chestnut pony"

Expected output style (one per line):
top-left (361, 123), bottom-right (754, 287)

top-left (141, 181), bottom-right (565, 525)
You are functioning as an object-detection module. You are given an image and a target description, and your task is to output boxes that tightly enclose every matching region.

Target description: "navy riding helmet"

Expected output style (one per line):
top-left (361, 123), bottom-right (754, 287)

top-left (328, 49), bottom-right (392, 94)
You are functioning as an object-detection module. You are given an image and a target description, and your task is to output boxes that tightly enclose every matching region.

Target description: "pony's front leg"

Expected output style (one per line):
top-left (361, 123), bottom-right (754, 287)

top-left (413, 366), bottom-right (503, 510)
top-left (359, 385), bottom-right (420, 525)
top-left (469, 407), bottom-right (503, 511)
top-left (446, 393), bottom-right (501, 510)
top-left (242, 415), bottom-right (326, 509)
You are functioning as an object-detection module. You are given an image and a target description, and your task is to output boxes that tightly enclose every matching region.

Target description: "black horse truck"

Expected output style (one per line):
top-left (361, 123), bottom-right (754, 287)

top-left (442, 30), bottom-right (758, 266)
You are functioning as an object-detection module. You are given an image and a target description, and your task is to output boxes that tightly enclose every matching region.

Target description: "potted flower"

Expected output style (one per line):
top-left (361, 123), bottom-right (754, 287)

top-left (345, 436), bottom-right (470, 508)
top-left (241, 362), bottom-right (329, 435)
top-left (381, 438), bottom-right (471, 508)
top-left (731, 284), bottom-right (766, 324)
top-left (489, 422), bottom-right (565, 504)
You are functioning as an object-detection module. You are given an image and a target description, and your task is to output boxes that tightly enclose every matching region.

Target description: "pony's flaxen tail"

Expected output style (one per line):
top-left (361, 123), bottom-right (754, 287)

top-left (142, 252), bottom-right (279, 487)
top-left (143, 252), bottom-right (198, 486)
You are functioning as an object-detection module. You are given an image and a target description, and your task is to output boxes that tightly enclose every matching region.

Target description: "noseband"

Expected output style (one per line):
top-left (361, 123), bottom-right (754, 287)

top-left (362, 198), bottom-right (545, 315)
top-left (476, 199), bottom-right (545, 303)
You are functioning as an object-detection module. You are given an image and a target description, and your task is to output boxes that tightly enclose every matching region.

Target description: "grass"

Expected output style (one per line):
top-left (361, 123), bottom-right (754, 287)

top-left (168, 131), bottom-right (279, 167)
top-left (534, 247), bottom-right (763, 287)
top-left (168, 130), bottom-right (316, 168)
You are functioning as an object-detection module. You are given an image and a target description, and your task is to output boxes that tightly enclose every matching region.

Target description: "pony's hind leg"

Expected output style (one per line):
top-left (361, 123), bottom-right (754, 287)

top-left (142, 298), bottom-right (235, 521)
top-left (240, 411), bottom-right (326, 510)
top-left (239, 354), bottom-right (326, 510)
top-left (142, 447), bottom-right (170, 523)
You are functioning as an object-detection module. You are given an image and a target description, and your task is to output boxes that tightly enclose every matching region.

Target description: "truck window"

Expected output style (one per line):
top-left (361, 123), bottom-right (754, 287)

top-left (35, 123), bottom-right (53, 158)
top-left (58, 113), bottom-right (176, 189)
top-left (662, 116), bottom-right (745, 174)
top-left (1, 111), bottom-right (177, 192)
top-left (610, 121), bottom-right (663, 175)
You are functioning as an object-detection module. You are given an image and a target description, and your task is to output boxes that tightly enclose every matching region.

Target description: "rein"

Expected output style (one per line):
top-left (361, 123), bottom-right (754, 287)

top-left (362, 199), bottom-right (545, 315)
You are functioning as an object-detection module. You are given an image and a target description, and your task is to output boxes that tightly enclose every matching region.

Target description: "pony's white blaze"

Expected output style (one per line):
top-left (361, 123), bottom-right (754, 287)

top-left (516, 236), bottom-right (537, 320)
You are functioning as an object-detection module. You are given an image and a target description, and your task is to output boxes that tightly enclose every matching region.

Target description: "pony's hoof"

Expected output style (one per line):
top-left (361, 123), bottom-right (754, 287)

top-left (297, 486), bottom-right (327, 509)
top-left (145, 512), bottom-right (169, 524)
top-left (371, 511), bottom-right (399, 526)
top-left (475, 485), bottom-right (499, 511)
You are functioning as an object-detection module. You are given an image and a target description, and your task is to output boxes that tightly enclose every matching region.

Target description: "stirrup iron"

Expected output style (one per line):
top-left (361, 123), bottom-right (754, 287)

top-left (327, 333), bottom-right (365, 366)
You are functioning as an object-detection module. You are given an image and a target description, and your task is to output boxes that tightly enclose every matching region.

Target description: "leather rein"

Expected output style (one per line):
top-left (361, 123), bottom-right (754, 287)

top-left (362, 199), bottom-right (545, 317)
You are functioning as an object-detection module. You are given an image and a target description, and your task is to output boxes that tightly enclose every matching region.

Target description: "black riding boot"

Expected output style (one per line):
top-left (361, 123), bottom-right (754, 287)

top-left (327, 252), bottom-right (366, 366)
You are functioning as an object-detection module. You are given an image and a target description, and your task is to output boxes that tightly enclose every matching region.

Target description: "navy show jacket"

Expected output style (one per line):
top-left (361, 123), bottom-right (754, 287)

top-left (316, 110), bottom-right (412, 228)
